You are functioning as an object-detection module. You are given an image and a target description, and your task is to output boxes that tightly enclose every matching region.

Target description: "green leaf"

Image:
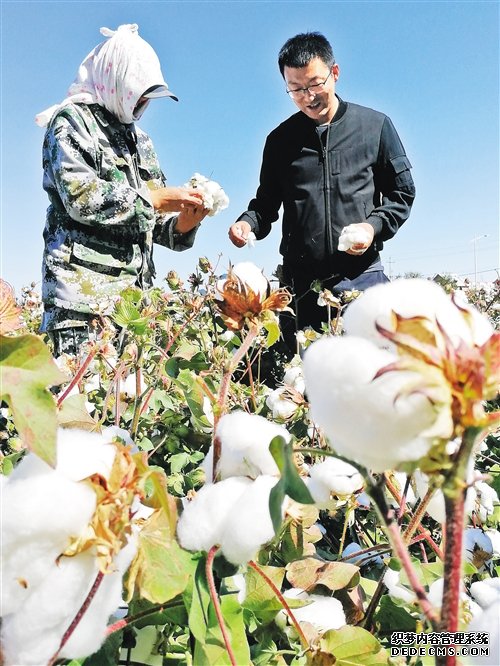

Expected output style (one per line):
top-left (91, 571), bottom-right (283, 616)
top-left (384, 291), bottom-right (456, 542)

top-left (125, 509), bottom-right (195, 604)
top-left (0, 334), bottom-right (67, 466)
top-left (268, 436), bottom-right (315, 533)
top-left (193, 593), bottom-right (251, 666)
top-left (317, 626), bottom-right (389, 665)
top-left (112, 299), bottom-right (149, 335)
top-left (373, 595), bottom-right (417, 636)
top-left (263, 319), bottom-right (281, 348)
top-left (242, 565), bottom-right (285, 613)
top-left (187, 556), bottom-right (211, 644)
top-left (57, 393), bottom-right (99, 431)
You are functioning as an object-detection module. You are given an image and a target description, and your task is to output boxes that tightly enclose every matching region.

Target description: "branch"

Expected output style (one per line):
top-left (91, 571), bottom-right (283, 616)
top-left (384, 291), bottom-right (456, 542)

top-left (206, 546), bottom-right (237, 666)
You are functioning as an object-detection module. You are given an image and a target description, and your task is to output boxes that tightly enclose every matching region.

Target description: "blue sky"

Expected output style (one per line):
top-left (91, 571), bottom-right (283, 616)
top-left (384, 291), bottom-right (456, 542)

top-left (1, 0), bottom-right (499, 296)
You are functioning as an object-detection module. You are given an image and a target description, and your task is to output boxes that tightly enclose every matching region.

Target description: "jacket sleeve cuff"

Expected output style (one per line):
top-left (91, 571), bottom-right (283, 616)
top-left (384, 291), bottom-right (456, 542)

top-left (366, 214), bottom-right (384, 237)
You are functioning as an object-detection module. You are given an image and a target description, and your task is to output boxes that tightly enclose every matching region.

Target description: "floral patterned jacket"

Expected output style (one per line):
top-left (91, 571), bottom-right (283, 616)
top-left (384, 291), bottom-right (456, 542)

top-left (41, 102), bottom-right (196, 328)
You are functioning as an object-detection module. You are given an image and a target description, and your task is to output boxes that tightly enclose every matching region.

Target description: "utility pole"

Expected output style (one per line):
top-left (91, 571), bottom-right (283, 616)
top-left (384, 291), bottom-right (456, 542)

top-left (471, 235), bottom-right (489, 285)
top-left (386, 257), bottom-right (394, 280)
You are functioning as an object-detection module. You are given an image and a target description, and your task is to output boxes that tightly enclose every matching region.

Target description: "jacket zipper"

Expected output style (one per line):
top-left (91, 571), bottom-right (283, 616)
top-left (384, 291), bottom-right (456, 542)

top-left (320, 124), bottom-right (334, 256)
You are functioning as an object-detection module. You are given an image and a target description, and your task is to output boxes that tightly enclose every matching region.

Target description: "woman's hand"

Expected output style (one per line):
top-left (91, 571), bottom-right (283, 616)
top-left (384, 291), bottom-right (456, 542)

top-left (175, 204), bottom-right (209, 233)
top-left (151, 186), bottom-right (204, 213)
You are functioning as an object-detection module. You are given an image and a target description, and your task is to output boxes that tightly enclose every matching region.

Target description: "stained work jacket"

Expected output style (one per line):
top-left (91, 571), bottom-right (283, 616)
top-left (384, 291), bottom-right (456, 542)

top-left (41, 103), bottom-right (196, 321)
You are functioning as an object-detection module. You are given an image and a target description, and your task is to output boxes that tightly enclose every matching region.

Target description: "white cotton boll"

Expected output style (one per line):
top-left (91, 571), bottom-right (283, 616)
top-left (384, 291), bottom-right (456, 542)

top-left (472, 481), bottom-right (499, 522)
top-left (343, 278), bottom-right (494, 350)
top-left (484, 529), bottom-right (500, 556)
top-left (390, 472), bottom-right (417, 507)
top-left (337, 224), bottom-right (372, 252)
top-left (464, 528), bottom-right (494, 565)
top-left (2, 552), bottom-right (98, 665)
top-left (103, 425), bottom-right (135, 448)
top-left (383, 568), bottom-right (415, 604)
top-left (219, 475), bottom-right (280, 565)
top-left (57, 428), bottom-right (117, 482)
top-left (184, 173), bottom-right (229, 217)
top-left (282, 588), bottom-right (346, 633)
top-left (303, 337), bottom-right (439, 472)
top-left (177, 477), bottom-right (252, 553)
top-left (470, 579), bottom-right (500, 610)
top-left (283, 366), bottom-right (306, 395)
top-left (231, 261), bottom-right (268, 297)
top-left (60, 539), bottom-right (137, 659)
top-left (246, 231), bottom-right (256, 247)
top-left (121, 372), bottom-right (146, 398)
top-left (266, 388), bottom-right (299, 421)
top-left (413, 470), bottom-right (446, 523)
top-left (232, 574), bottom-right (247, 604)
top-left (2, 463), bottom-right (97, 615)
top-left (203, 411), bottom-right (286, 482)
top-left (467, 600), bottom-right (500, 665)
top-left (308, 457), bottom-right (363, 500)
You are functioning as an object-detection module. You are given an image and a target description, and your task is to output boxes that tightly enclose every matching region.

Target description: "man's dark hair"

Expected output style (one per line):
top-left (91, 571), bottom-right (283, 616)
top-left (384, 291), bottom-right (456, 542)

top-left (278, 32), bottom-right (335, 77)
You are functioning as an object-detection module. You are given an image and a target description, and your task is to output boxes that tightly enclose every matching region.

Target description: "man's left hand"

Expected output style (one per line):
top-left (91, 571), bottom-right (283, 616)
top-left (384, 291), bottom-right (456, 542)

top-left (345, 222), bottom-right (374, 255)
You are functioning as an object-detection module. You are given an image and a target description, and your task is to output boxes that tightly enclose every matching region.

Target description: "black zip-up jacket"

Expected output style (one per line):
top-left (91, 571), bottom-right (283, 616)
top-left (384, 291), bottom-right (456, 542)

top-left (237, 98), bottom-right (415, 281)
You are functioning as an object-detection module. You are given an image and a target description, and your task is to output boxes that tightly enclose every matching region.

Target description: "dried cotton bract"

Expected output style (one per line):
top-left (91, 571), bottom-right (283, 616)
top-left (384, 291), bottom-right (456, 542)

top-left (184, 172), bottom-right (229, 216)
top-left (215, 261), bottom-right (292, 331)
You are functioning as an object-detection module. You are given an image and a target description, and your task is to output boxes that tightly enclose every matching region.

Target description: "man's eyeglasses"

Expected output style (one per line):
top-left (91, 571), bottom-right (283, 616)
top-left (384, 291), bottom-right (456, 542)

top-left (286, 70), bottom-right (333, 99)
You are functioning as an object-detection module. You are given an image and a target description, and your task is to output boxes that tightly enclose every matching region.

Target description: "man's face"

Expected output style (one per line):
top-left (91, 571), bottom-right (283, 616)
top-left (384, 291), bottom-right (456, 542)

top-left (284, 57), bottom-right (339, 124)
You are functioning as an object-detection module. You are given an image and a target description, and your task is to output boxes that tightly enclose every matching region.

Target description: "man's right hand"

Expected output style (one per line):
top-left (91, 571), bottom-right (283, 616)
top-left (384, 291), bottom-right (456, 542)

top-left (151, 187), bottom-right (204, 213)
top-left (229, 220), bottom-right (252, 247)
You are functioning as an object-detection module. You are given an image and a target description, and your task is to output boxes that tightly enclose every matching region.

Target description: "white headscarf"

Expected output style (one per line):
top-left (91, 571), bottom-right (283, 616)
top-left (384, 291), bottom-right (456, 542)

top-left (35, 24), bottom-right (177, 127)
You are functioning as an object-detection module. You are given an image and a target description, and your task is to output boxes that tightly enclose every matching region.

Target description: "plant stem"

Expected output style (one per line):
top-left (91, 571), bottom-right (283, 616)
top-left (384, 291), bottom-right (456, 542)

top-left (366, 477), bottom-right (440, 629)
top-left (47, 570), bottom-right (104, 666)
top-left (437, 428), bottom-right (481, 666)
top-left (56, 346), bottom-right (97, 407)
top-left (248, 560), bottom-right (309, 651)
top-left (106, 601), bottom-right (185, 635)
top-left (206, 546), bottom-right (237, 666)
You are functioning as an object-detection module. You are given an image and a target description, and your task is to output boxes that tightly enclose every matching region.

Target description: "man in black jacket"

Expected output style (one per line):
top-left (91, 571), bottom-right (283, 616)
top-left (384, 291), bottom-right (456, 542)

top-left (229, 32), bottom-right (415, 351)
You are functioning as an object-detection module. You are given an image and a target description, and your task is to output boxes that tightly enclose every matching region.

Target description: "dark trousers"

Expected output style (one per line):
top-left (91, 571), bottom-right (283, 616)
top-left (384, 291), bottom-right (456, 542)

top-left (280, 269), bottom-right (390, 354)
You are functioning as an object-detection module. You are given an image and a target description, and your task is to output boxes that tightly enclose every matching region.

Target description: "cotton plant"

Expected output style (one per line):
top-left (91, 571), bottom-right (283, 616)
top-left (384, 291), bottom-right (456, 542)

top-left (337, 224), bottom-right (373, 252)
top-left (183, 172), bottom-right (229, 216)
top-left (0, 427), bottom-right (146, 665)
top-left (467, 579), bottom-right (500, 665)
top-left (214, 261), bottom-right (291, 332)
top-left (303, 277), bottom-right (500, 638)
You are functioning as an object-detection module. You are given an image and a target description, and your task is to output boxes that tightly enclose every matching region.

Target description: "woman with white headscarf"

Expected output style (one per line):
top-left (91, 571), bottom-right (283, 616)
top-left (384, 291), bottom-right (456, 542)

top-left (38, 24), bottom-right (208, 355)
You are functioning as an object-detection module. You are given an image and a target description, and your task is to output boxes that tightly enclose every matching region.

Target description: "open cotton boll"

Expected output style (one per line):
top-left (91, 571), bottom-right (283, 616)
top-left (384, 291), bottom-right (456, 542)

top-left (2, 540), bottom-right (137, 665)
top-left (383, 568), bottom-right (415, 604)
top-left (60, 539), bottom-right (137, 659)
top-left (337, 224), bottom-right (373, 252)
top-left (2, 461), bottom-right (97, 615)
top-left (303, 337), bottom-right (440, 472)
top-left (283, 365), bottom-right (306, 395)
top-left (464, 528), bottom-right (494, 570)
top-left (343, 278), bottom-right (494, 349)
top-left (184, 173), bottom-right (229, 216)
top-left (177, 477), bottom-right (252, 553)
top-left (467, 599), bottom-right (500, 665)
top-left (413, 470), bottom-right (446, 523)
top-left (308, 457), bottom-right (363, 502)
top-left (57, 427), bottom-right (117, 481)
top-left (470, 578), bottom-right (500, 610)
top-left (202, 411), bottom-right (286, 482)
top-left (266, 387), bottom-right (299, 421)
top-left (472, 481), bottom-right (499, 522)
top-left (219, 475), bottom-right (281, 565)
top-left (121, 372), bottom-right (146, 398)
top-left (282, 588), bottom-right (346, 633)
top-left (232, 261), bottom-right (268, 297)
